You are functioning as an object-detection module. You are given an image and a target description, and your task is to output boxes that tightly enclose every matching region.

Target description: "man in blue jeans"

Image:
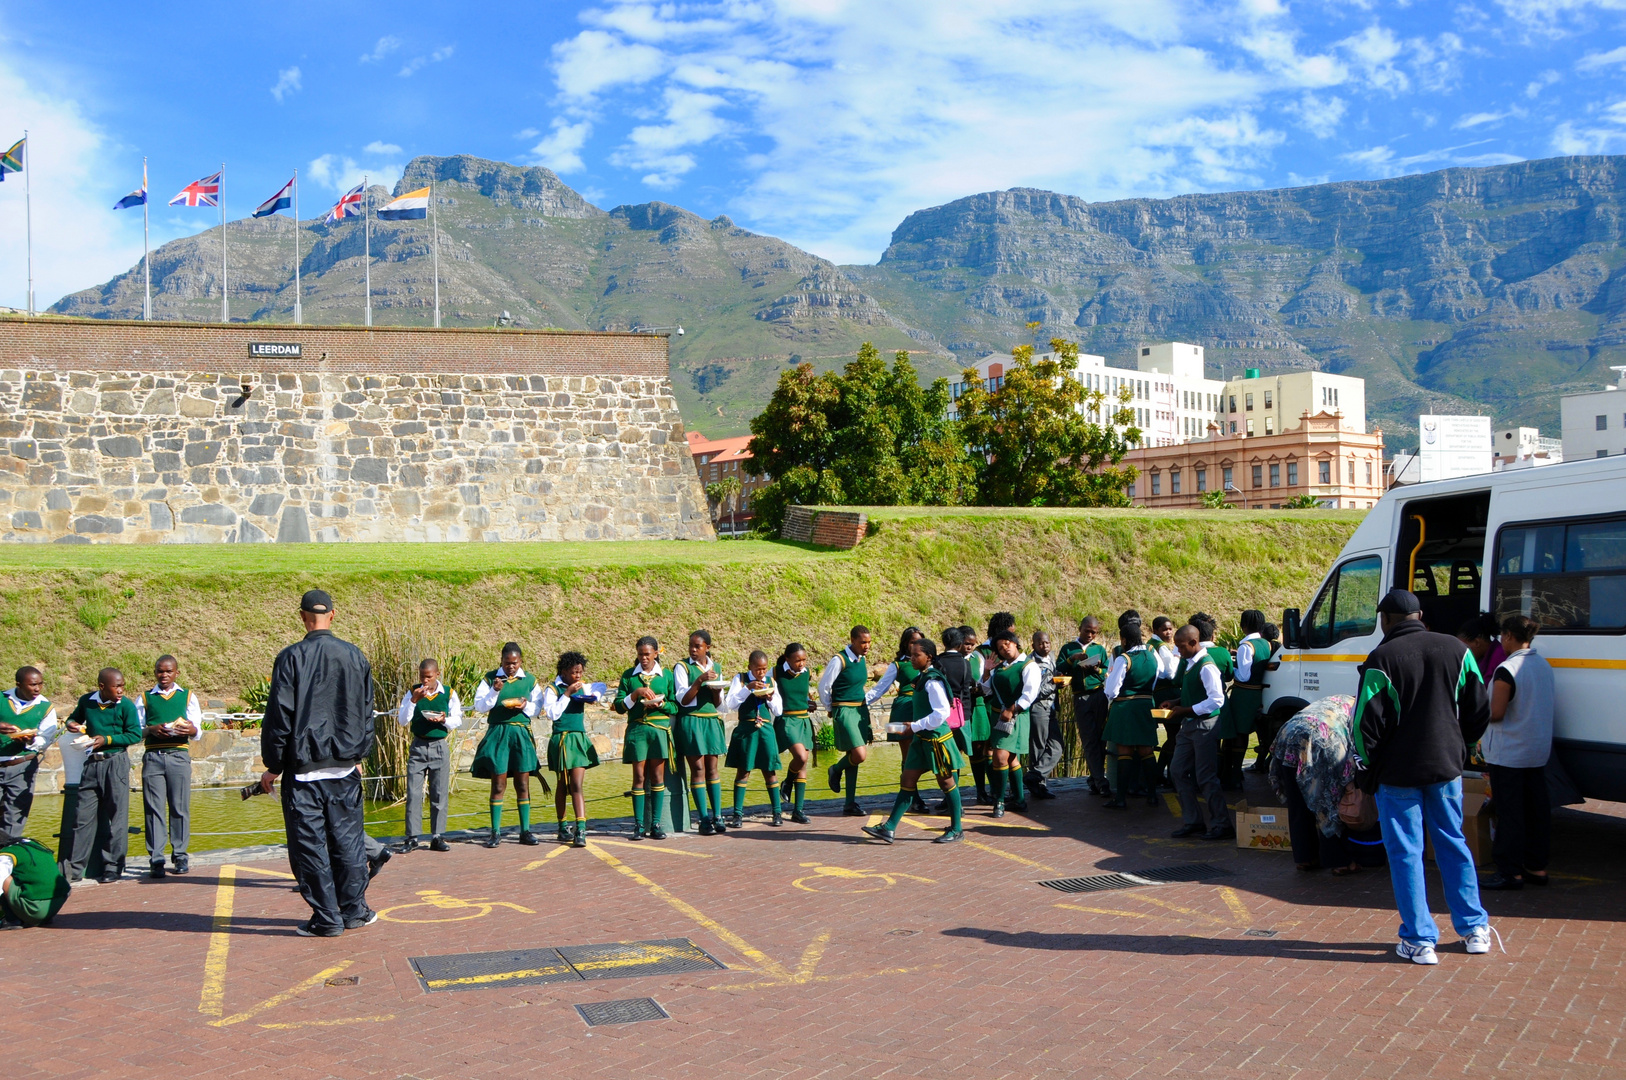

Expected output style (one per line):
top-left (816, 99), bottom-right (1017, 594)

top-left (1352, 589), bottom-right (1493, 965)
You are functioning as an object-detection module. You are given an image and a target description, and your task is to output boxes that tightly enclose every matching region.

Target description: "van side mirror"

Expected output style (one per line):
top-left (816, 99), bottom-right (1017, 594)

top-left (1282, 608), bottom-right (1301, 649)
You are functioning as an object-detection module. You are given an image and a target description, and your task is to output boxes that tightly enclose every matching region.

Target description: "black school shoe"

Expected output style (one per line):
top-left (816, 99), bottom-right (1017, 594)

top-left (1480, 873), bottom-right (1523, 891)
top-left (1005, 799), bottom-right (1029, 813)
top-left (771, 812), bottom-right (783, 827)
top-left (933, 829), bottom-right (964, 844)
top-left (861, 825), bottom-right (895, 844)
top-left (400, 836), bottom-right (420, 854)
top-left (97, 873), bottom-right (121, 884)
top-left (429, 836), bottom-right (450, 852)
top-left (789, 810), bottom-right (811, 825)
top-left (991, 802), bottom-right (1005, 818)
top-left (173, 854), bottom-right (189, 874)
top-left (482, 834), bottom-right (502, 848)
top-left (698, 818), bottom-right (716, 836)
top-left (712, 817), bottom-right (729, 833)
top-left (909, 793), bottom-right (931, 814)
top-left (571, 825), bottom-right (587, 849)
top-left (518, 831), bottom-right (539, 847)
top-left (648, 826), bottom-right (668, 840)
top-left (1032, 782), bottom-right (1057, 800)
top-left (842, 804), bottom-right (865, 817)
top-left (294, 921), bottom-right (343, 938)
top-left (367, 848), bottom-right (392, 879)
top-left (725, 812), bottom-right (744, 829)
top-left (149, 859), bottom-right (165, 879)
top-left (1203, 825), bottom-right (1236, 842)
top-left (827, 761), bottom-right (844, 793)
top-left (1171, 823), bottom-right (1204, 838)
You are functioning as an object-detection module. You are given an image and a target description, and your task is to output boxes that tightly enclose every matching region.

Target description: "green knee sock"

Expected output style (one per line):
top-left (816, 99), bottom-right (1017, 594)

top-left (517, 801), bottom-right (531, 832)
top-left (648, 786), bottom-right (664, 829)
top-left (885, 789), bottom-right (914, 830)
top-left (945, 786), bottom-right (963, 831)
top-left (989, 764), bottom-right (1006, 804)
top-left (489, 801), bottom-right (503, 834)
top-left (794, 780), bottom-right (806, 812)
top-left (708, 781), bottom-right (723, 819)
top-left (631, 787), bottom-right (645, 828)
top-left (1009, 765), bottom-right (1024, 799)
top-left (768, 779), bottom-right (783, 816)
top-left (734, 782), bottom-right (748, 815)
top-left (692, 781), bottom-right (711, 820)
top-left (843, 762), bottom-right (858, 805)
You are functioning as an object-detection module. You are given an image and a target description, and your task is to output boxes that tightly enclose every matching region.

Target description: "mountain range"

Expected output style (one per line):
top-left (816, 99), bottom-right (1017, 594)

top-left (54, 154), bottom-right (1626, 440)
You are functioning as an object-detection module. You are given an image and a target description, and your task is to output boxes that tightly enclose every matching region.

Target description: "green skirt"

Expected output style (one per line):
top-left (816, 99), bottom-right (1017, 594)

top-left (903, 729), bottom-right (966, 779)
top-left (725, 720), bottom-right (780, 772)
top-left (1217, 687), bottom-right (1261, 739)
top-left (471, 721), bottom-right (539, 779)
top-left (547, 730), bottom-right (600, 772)
top-left (1103, 696), bottom-right (1158, 748)
top-left (830, 704), bottom-right (873, 752)
top-left (774, 712), bottom-right (814, 751)
top-left (951, 724), bottom-right (972, 758)
top-left (966, 700), bottom-right (991, 743)
top-left (622, 720), bottom-right (671, 764)
top-left (989, 709), bottom-right (1031, 754)
top-left (675, 711), bottom-right (726, 758)
top-left (886, 694), bottom-right (916, 742)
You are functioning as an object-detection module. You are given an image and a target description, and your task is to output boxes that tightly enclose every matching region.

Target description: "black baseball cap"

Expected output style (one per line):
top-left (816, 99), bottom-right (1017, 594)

top-left (300, 589), bottom-right (334, 614)
top-left (1376, 589), bottom-right (1421, 615)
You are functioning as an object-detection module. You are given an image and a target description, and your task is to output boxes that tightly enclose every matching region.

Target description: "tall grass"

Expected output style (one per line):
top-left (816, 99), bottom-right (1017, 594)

top-left (363, 610), bottom-right (484, 803)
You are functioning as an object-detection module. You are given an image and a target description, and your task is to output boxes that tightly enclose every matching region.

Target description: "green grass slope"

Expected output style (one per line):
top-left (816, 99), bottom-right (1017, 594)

top-left (0, 509), bottom-right (1360, 704)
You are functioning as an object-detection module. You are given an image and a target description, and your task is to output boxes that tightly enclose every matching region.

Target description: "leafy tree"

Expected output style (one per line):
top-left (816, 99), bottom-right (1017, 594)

top-left (955, 339), bottom-right (1141, 507)
top-left (1283, 493), bottom-right (1323, 509)
top-left (705, 474), bottom-right (744, 533)
top-left (747, 362), bottom-right (845, 529)
top-left (1200, 489), bottom-right (1231, 509)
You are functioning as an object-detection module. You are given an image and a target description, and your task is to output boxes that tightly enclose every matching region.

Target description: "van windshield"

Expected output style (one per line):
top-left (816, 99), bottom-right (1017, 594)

top-left (1302, 555), bottom-right (1382, 648)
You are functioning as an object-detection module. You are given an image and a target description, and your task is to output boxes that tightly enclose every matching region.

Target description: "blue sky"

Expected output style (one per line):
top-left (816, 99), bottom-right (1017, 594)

top-left (4, 0), bottom-right (1626, 309)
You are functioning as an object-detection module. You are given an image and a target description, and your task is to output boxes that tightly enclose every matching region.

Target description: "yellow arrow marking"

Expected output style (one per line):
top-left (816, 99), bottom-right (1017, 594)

top-left (900, 817), bottom-right (1056, 872)
top-left (210, 961), bottom-right (354, 1027)
top-left (1217, 886), bottom-right (1252, 925)
top-left (585, 842), bottom-right (790, 980)
top-left (258, 1014), bottom-right (396, 1030)
top-left (1163, 793), bottom-right (1182, 816)
top-left (591, 839), bottom-right (716, 858)
top-left (714, 928), bottom-right (936, 992)
top-left (522, 846), bottom-right (573, 871)
top-left (1055, 903), bottom-right (1153, 919)
top-left (198, 865), bottom-right (237, 1018)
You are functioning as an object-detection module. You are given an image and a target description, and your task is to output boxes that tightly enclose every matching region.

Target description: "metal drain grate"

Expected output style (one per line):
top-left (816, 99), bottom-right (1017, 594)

top-left (556, 939), bottom-right (725, 981)
top-left (1036, 863), bottom-right (1233, 894)
top-left (576, 997), bottom-right (669, 1026)
top-left (411, 939), bottom-right (726, 993)
top-left (1243, 928), bottom-right (1278, 938)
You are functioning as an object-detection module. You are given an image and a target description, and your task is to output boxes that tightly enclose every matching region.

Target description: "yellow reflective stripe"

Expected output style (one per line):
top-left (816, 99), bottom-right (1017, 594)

top-left (1278, 654), bottom-right (1368, 663)
top-left (1547, 658), bottom-right (1626, 670)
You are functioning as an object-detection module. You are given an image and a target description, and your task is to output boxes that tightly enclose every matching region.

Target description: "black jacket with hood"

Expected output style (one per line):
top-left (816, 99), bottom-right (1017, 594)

top-left (1351, 619), bottom-right (1489, 793)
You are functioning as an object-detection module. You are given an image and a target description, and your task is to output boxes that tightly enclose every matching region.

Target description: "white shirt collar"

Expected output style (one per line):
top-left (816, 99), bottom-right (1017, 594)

top-left (637, 661), bottom-right (663, 677)
top-left (842, 646), bottom-right (861, 663)
top-left (497, 667), bottom-right (527, 680)
top-left (1197, 641), bottom-right (1217, 650)
top-left (149, 684), bottom-right (185, 698)
top-left (1241, 632), bottom-right (1262, 642)
top-left (4, 688), bottom-right (45, 710)
top-left (90, 690), bottom-right (122, 706)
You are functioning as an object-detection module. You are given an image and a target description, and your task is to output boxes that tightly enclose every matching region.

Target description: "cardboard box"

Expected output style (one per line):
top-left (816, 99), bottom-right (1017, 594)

top-left (1234, 801), bottom-right (1292, 851)
top-left (1423, 790), bottom-right (1493, 866)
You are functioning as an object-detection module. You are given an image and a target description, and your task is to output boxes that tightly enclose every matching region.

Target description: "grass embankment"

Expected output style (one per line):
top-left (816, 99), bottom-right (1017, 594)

top-left (0, 508), bottom-right (1361, 702)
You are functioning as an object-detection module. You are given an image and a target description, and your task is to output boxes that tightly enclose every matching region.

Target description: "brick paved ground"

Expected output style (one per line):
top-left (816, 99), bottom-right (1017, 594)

top-left (5, 775), bottom-right (1623, 1080)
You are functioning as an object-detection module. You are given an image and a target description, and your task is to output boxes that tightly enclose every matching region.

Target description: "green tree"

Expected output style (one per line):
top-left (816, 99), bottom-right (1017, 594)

top-left (955, 339), bottom-right (1141, 507)
top-left (1200, 489), bottom-right (1231, 509)
top-left (705, 474), bottom-right (744, 533)
top-left (1283, 493), bottom-right (1323, 509)
top-left (747, 362), bottom-right (845, 529)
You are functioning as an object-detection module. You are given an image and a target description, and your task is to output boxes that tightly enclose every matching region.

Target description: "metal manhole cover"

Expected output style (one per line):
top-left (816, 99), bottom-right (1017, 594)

top-left (576, 997), bottom-right (669, 1026)
top-left (1243, 928), bottom-right (1278, 938)
top-left (325, 975), bottom-right (360, 986)
top-left (556, 938), bottom-right (725, 981)
top-left (411, 948), bottom-right (579, 992)
top-left (886, 929), bottom-right (920, 937)
top-left (1036, 863), bottom-right (1233, 894)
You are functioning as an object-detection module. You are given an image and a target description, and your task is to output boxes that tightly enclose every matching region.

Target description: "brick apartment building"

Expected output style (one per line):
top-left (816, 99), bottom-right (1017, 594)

top-left (686, 432), bottom-right (768, 532)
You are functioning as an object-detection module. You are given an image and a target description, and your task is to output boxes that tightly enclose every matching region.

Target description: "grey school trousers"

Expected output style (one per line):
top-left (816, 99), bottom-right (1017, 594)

top-left (1172, 716), bottom-right (1225, 828)
top-left (142, 747), bottom-right (192, 859)
top-left (66, 753), bottom-right (130, 880)
top-left (0, 757), bottom-right (40, 835)
top-left (404, 738), bottom-right (451, 838)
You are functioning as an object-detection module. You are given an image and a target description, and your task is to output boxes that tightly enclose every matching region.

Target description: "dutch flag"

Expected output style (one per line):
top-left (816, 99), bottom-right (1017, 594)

top-left (376, 186), bottom-right (429, 221)
top-left (253, 175), bottom-right (294, 218)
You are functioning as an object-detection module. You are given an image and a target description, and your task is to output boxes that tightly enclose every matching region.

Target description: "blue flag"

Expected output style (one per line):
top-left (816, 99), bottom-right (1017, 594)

top-left (114, 161), bottom-right (147, 209)
top-left (254, 175), bottom-right (294, 218)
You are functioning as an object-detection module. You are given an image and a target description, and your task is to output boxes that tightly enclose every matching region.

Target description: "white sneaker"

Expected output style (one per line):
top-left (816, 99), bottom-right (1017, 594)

top-left (1464, 925), bottom-right (1496, 955)
top-left (1396, 940), bottom-right (1438, 965)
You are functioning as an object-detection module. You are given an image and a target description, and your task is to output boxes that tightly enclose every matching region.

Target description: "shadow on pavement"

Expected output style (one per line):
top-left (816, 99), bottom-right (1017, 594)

top-left (942, 926), bottom-right (1398, 963)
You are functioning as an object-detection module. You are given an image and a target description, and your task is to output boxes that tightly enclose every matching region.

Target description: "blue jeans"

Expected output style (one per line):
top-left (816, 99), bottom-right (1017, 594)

top-left (1376, 778), bottom-right (1488, 945)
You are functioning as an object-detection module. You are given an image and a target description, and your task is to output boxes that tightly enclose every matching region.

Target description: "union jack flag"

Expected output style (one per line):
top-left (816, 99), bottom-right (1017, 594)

top-left (325, 183), bottom-right (365, 223)
top-left (168, 170), bottom-right (221, 208)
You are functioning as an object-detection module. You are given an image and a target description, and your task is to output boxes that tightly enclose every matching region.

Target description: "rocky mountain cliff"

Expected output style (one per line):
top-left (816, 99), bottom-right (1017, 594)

top-left (55, 154), bottom-right (1626, 438)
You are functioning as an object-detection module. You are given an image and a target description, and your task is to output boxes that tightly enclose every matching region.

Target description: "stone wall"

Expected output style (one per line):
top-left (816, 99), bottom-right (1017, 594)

top-left (780, 506), bottom-right (868, 549)
top-left (0, 317), bottom-right (715, 542)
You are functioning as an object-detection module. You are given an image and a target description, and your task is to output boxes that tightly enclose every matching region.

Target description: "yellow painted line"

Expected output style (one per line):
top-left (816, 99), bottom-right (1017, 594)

top-left (591, 839), bottom-right (716, 858)
top-left (234, 865), bottom-right (297, 879)
top-left (900, 817), bottom-right (1056, 872)
top-left (867, 813), bottom-right (886, 827)
top-left (1278, 654), bottom-right (1367, 663)
top-left (198, 864), bottom-right (238, 1017)
top-left (1548, 658), bottom-right (1626, 670)
top-left (425, 965), bottom-right (575, 989)
top-left (795, 929), bottom-right (832, 981)
top-left (521, 846), bottom-right (573, 871)
top-left (258, 1014), bottom-right (396, 1030)
top-left (210, 961), bottom-right (355, 1028)
top-left (1163, 793), bottom-right (1181, 816)
top-left (571, 942), bottom-right (713, 972)
top-left (1125, 892), bottom-right (1229, 926)
top-left (1217, 886), bottom-right (1252, 925)
top-left (585, 842), bottom-right (791, 981)
top-left (1055, 903), bottom-right (1153, 919)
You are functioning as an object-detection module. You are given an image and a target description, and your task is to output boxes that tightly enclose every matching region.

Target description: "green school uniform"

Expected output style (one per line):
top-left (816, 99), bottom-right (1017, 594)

top-left (615, 664), bottom-right (676, 764)
top-left (901, 668), bottom-right (965, 778)
top-left (546, 678), bottom-right (602, 773)
top-left (471, 670), bottom-right (540, 779)
top-left (0, 695), bottom-right (52, 758)
top-left (987, 655), bottom-right (1034, 754)
top-left (1103, 648), bottom-right (1159, 747)
top-left (675, 659), bottom-right (727, 758)
top-left (885, 658), bottom-right (922, 743)
top-left (0, 837), bottom-right (70, 926)
top-left (826, 649), bottom-right (872, 752)
top-left (773, 665), bottom-right (814, 751)
top-left (408, 687), bottom-right (453, 739)
top-left (1182, 651), bottom-right (1221, 714)
top-left (725, 673), bottom-right (780, 773)
top-left (1218, 637), bottom-right (1274, 739)
top-left (965, 649), bottom-right (992, 743)
top-left (1150, 640), bottom-right (1180, 705)
top-left (1056, 639), bottom-right (1109, 695)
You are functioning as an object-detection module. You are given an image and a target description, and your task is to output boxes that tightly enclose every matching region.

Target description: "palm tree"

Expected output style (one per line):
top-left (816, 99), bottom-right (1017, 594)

top-left (706, 475), bottom-right (744, 534)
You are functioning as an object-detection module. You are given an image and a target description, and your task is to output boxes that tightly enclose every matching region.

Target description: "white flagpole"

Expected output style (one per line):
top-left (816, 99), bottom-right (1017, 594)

top-left (292, 170), bottom-right (302, 325)
top-left (219, 162), bottom-right (228, 323)
top-left (363, 176), bottom-right (372, 327)
top-left (23, 129), bottom-right (32, 316)
top-left (431, 178), bottom-right (440, 328)
top-left (142, 157), bottom-right (150, 320)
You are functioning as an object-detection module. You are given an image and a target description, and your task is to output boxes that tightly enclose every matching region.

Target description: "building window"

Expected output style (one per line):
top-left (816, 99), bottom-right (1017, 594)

top-left (1150, 473), bottom-right (1161, 495)
top-left (1196, 468), bottom-right (1207, 492)
top-left (1228, 395), bottom-right (1237, 413)
top-left (1127, 482), bottom-right (1136, 499)
top-left (1229, 421), bottom-right (1237, 434)
top-left (1246, 418), bottom-right (1255, 436)
top-left (1252, 464), bottom-right (1264, 488)
top-left (1366, 461), bottom-right (1373, 485)
top-left (1598, 414), bottom-right (1609, 431)
top-left (1599, 449), bottom-right (1609, 458)
top-left (1348, 459), bottom-right (1355, 484)
top-left (1264, 417), bottom-right (1274, 435)
top-left (1319, 460), bottom-right (1331, 484)
top-left (1246, 393), bottom-right (1254, 411)
top-left (1223, 466), bottom-right (1233, 490)
top-left (1287, 462), bottom-right (1298, 485)
top-left (1171, 470), bottom-right (1181, 494)
top-left (1264, 390), bottom-right (1273, 409)
top-left (1142, 347), bottom-right (1150, 356)
top-left (1270, 463), bottom-right (1281, 487)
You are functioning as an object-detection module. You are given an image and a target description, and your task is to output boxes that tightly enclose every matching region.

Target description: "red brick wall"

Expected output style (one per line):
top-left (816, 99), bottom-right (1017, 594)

top-left (0, 316), bottom-right (667, 377)
top-left (781, 507), bottom-right (867, 549)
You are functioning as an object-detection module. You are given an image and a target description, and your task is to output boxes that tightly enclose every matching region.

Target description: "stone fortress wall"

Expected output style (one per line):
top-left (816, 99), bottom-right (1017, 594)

top-left (0, 318), bottom-right (715, 543)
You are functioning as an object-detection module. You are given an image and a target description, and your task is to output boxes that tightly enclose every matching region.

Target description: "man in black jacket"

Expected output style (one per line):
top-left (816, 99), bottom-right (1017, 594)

top-left (258, 590), bottom-right (376, 937)
top-left (1353, 589), bottom-right (1492, 966)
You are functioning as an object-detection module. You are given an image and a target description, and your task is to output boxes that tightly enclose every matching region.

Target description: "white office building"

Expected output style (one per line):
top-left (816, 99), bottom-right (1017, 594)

top-left (1216, 369), bottom-right (1368, 438)
top-left (1562, 386), bottom-right (1626, 460)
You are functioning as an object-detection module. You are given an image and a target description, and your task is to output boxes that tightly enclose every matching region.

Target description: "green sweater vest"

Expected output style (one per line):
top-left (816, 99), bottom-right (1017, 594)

top-left (485, 671), bottom-right (536, 725)
top-left (778, 668), bottom-right (811, 715)
top-left (829, 652), bottom-right (868, 706)
top-left (1180, 654), bottom-right (1219, 708)
top-left (409, 687), bottom-right (454, 739)
top-left (616, 666), bottom-right (676, 724)
top-left (0, 695), bottom-right (51, 757)
top-left (142, 687), bottom-right (193, 750)
top-left (550, 678), bottom-right (587, 734)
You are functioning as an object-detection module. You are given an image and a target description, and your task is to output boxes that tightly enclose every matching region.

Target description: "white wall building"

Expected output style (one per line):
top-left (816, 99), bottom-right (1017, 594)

top-left (1562, 386), bottom-right (1626, 461)
top-left (1493, 426), bottom-right (1562, 468)
top-left (1216, 369), bottom-right (1367, 438)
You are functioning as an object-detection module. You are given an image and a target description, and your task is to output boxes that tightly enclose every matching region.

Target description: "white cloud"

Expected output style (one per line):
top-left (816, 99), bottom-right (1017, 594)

top-left (552, 29), bottom-right (666, 98)
top-left (1339, 25), bottom-right (1409, 93)
top-left (308, 153), bottom-right (403, 194)
top-left (0, 54), bottom-right (143, 309)
top-left (363, 140), bottom-right (402, 156)
top-left (1290, 93), bottom-right (1347, 138)
top-left (399, 45), bottom-right (454, 78)
top-left (529, 118), bottom-right (592, 174)
top-left (1454, 107), bottom-right (1526, 129)
top-left (1578, 45), bottom-right (1626, 70)
top-left (514, 127), bottom-right (540, 140)
top-left (1526, 69), bottom-right (1561, 96)
top-left (1551, 99), bottom-right (1626, 154)
top-left (360, 36), bottom-right (401, 63)
top-left (1496, 0), bottom-right (1626, 30)
top-left (1341, 140), bottom-right (1524, 178)
top-left (270, 66), bottom-right (301, 103)
top-left (610, 88), bottom-right (731, 187)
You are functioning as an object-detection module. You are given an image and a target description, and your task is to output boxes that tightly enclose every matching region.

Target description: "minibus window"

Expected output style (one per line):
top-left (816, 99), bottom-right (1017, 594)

top-left (1493, 513), bottom-right (1626, 632)
top-left (1301, 555), bottom-right (1383, 648)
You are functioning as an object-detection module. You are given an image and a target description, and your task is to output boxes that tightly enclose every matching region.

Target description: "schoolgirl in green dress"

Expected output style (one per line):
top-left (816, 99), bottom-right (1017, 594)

top-left (675, 630), bottom-right (729, 835)
top-left (471, 642), bottom-right (545, 847)
top-left (1150, 615), bottom-right (1182, 788)
top-left (820, 626), bottom-right (887, 816)
top-left (861, 636), bottom-right (965, 845)
top-left (983, 629), bottom-right (1042, 818)
top-left (959, 625), bottom-right (992, 802)
top-left (1218, 609), bottom-right (1274, 790)
top-left (878, 627), bottom-right (926, 812)
top-left (1100, 616), bottom-right (1162, 810)
top-left (542, 651), bottom-right (602, 848)
top-left (722, 650), bottom-right (783, 828)
top-left (613, 636), bottom-right (676, 841)
top-left (773, 643), bottom-right (816, 824)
